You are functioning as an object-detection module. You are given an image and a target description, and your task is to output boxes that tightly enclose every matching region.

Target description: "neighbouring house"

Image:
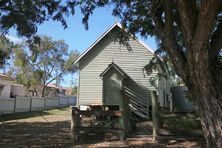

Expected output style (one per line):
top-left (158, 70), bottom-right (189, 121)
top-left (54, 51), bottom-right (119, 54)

top-left (59, 87), bottom-right (74, 96)
top-left (0, 73), bottom-right (75, 98)
top-left (0, 74), bottom-right (28, 98)
top-left (44, 84), bottom-right (75, 97)
top-left (11, 84), bottom-right (26, 97)
top-left (44, 84), bottom-right (60, 97)
top-left (73, 22), bottom-right (170, 119)
top-left (0, 74), bottom-right (15, 98)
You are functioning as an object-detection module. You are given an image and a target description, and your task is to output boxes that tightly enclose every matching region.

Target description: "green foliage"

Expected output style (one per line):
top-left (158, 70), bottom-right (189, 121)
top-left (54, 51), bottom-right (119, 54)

top-left (77, 1), bottom-right (155, 36)
top-left (64, 50), bottom-right (79, 72)
top-left (13, 36), bottom-right (79, 96)
top-left (0, 1), bottom-right (76, 66)
top-left (144, 54), bottom-right (183, 87)
top-left (0, 36), bottom-right (14, 68)
top-left (14, 46), bottom-right (28, 67)
top-left (0, 1), bottom-right (75, 38)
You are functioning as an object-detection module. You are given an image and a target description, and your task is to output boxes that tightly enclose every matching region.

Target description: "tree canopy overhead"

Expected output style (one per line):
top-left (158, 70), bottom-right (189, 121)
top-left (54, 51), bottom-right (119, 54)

top-left (0, 0), bottom-right (75, 37)
top-left (0, 0), bottom-right (76, 67)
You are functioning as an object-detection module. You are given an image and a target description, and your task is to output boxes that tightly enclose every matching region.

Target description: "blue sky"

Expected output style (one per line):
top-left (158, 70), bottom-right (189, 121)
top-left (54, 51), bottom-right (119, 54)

top-left (8, 7), bottom-right (157, 87)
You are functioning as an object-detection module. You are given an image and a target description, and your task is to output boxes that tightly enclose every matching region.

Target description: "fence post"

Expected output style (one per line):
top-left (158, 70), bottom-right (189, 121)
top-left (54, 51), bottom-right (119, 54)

top-left (44, 97), bottom-right (46, 109)
top-left (30, 97), bottom-right (32, 112)
top-left (151, 91), bottom-right (159, 140)
top-left (71, 106), bottom-right (80, 145)
top-left (59, 97), bottom-right (61, 107)
top-left (169, 94), bottom-right (173, 112)
top-left (68, 97), bottom-right (70, 105)
top-left (14, 96), bottom-right (17, 113)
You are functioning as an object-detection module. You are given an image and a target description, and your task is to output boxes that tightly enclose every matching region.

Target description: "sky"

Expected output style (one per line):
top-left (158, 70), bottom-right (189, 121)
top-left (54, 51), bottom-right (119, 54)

top-left (8, 7), bottom-right (157, 87)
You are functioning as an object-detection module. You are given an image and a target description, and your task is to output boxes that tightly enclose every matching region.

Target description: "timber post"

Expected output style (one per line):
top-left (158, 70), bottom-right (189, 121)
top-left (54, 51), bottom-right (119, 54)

top-left (151, 91), bottom-right (159, 140)
top-left (14, 96), bottom-right (17, 113)
top-left (29, 97), bottom-right (32, 112)
top-left (43, 97), bottom-right (46, 109)
top-left (70, 106), bottom-right (80, 145)
top-left (124, 90), bottom-right (132, 135)
top-left (119, 89), bottom-right (128, 141)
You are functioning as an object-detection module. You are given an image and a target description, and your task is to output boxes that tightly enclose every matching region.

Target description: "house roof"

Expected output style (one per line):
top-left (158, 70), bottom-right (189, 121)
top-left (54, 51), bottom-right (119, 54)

top-left (46, 83), bottom-right (60, 89)
top-left (0, 73), bottom-right (14, 81)
top-left (73, 22), bottom-right (154, 66)
top-left (100, 62), bottom-right (128, 79)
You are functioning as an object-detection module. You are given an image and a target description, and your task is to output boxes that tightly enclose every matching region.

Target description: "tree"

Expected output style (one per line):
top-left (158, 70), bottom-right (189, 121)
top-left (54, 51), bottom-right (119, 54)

top-left (0, 0), bottom-right (76, 64)
top-left (64, 50), bottom-right (79, 73)
top-left (14, 36), bottom-right (79, 97)
top-left (76, 1), bottom-right (222, 147)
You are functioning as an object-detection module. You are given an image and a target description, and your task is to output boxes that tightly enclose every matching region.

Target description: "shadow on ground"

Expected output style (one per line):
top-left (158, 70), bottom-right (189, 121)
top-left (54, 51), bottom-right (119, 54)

top-left (0, 121), bottom-right (71, 147)
top-left (0, 112), bottom-right (206, 148)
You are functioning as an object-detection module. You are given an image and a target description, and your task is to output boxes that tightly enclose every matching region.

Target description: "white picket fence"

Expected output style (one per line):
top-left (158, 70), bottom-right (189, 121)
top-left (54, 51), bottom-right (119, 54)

top-left (0, 96), bottom-right (76, 114)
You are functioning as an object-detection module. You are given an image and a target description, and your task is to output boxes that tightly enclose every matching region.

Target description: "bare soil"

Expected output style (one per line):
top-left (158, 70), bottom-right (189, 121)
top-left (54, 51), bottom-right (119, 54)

top-left (0, 108), bottom-right (206, 148)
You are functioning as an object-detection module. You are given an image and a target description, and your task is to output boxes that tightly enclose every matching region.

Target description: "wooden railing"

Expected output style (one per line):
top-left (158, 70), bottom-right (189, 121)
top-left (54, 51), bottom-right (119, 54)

top-left (122, 86), bottom-right (149, 120)
top-left (70, 107), bottom-right (127, 145)
top-left (150, 91), bottom-right (203, 139)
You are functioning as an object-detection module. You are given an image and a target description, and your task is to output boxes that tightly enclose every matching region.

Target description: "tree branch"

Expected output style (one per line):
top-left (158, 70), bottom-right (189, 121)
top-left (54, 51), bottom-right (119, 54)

top-left (150, 0), bottom-right (165, 38)
top-left (27, 56), bottom-right (42, 71)
top-left (162, 1), bottom-right (187, 80)
top-left (45, 73), bottom-right (63, 86)
top-left (210, 20), bottom-right (222, 64)
top-left (177, 0), bottom-right (197, 48)
top-left (48, 62), bottom-right (57, 76)
top-left (192, 0), bottom-right (218, 52)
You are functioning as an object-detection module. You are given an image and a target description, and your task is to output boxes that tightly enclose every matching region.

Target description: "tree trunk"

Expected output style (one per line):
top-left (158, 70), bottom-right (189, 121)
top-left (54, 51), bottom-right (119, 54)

top-left (189, 85), bottom-right (222, 148)
top-left (42, 86), bottom-right (46, 97)
top-left (185, 49), bottom-right (222, 148)
top-left (157, 0), bottom-right (221, 146)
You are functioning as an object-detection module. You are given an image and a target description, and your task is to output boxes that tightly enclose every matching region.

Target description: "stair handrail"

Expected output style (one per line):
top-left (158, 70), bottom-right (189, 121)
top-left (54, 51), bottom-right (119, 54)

top-left (122, 86), bottom-right (146, 105)
top-left (122, 86), bottom-right (149, 118)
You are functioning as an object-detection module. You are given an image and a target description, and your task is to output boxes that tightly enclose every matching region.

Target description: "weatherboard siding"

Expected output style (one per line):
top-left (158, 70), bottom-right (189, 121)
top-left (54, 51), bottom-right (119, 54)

top-left (78, 29), bottom-right (156, 106)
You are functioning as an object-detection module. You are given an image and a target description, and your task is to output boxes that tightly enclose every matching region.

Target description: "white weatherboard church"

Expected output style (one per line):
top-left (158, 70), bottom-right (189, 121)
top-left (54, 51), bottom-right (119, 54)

top-left (74, 23), bottom-right (169, 119)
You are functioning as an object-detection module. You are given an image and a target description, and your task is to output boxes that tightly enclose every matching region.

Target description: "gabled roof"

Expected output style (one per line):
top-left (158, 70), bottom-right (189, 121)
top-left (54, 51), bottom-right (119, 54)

top-left (100, 62), bottom-right (128, 79)
top-left (73, 22), bottom-right (154, 65)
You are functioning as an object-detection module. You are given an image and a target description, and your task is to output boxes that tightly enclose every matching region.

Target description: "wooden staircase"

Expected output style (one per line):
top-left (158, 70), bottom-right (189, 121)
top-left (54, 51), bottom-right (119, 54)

top-left (123, 86), bottom-right (149, 121)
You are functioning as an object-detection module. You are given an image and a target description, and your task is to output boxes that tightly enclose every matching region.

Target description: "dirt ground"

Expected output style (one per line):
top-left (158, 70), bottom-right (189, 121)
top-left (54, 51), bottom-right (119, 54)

top-left (0, 108), bottom-right (206, 148)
